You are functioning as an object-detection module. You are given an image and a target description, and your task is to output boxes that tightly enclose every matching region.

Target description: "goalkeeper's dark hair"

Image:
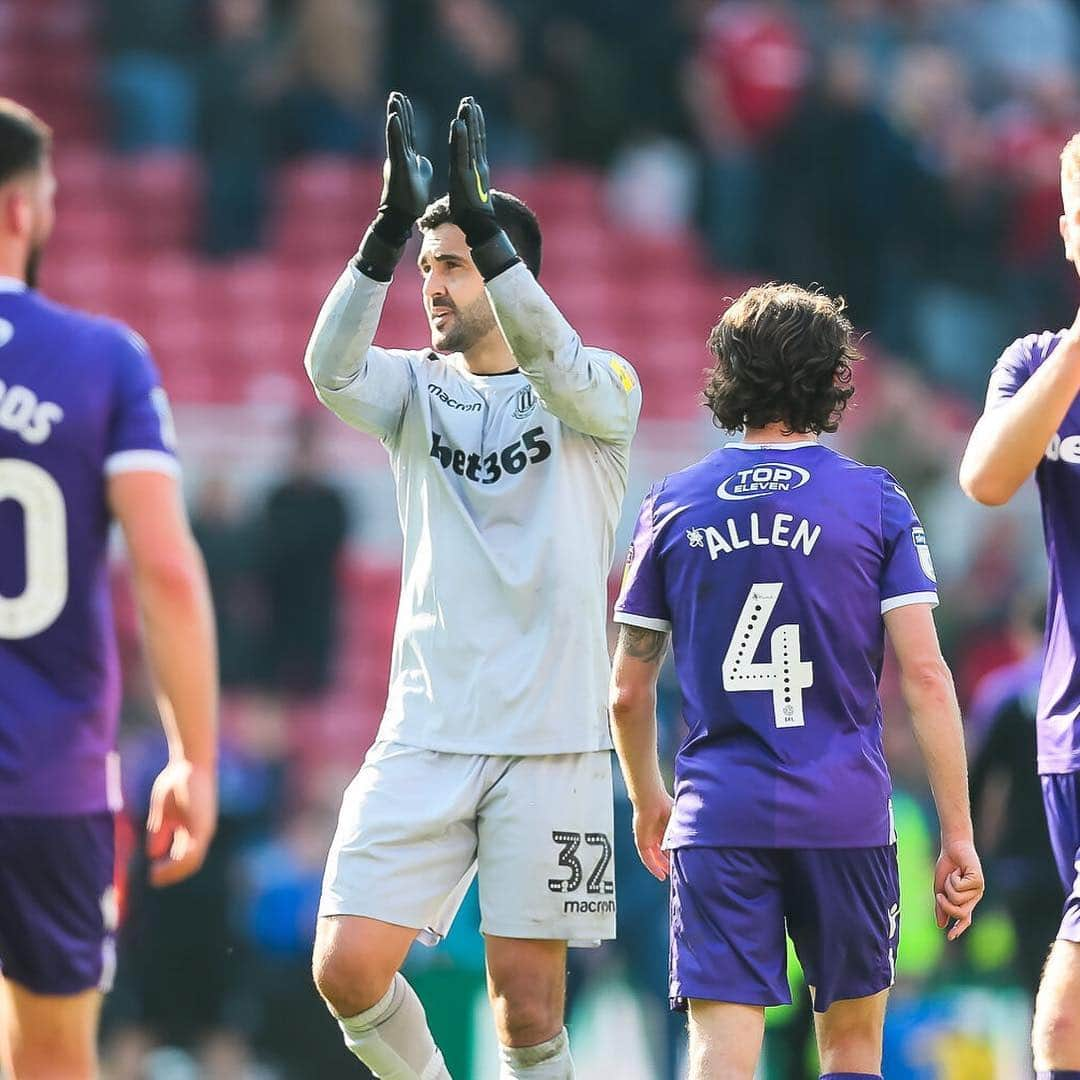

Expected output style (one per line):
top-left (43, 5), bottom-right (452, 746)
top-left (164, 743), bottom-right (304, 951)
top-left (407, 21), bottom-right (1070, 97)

top-left (703, 283), bottom-right (858, 435)
top-left (0, 99), bottom-right (51, 186)
top-left (419, 191), bottom-right (542, 277)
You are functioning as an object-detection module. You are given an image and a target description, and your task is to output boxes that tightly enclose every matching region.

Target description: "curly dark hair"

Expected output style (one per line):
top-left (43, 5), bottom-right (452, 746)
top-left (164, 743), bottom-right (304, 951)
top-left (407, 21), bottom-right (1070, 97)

top-left (703, 283), bottom-right (858, 435)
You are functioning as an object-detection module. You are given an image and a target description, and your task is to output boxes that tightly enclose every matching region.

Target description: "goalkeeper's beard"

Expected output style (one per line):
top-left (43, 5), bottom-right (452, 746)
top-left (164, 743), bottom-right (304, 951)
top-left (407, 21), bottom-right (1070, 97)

top-left (25, 244), bottom-right (42, 289)
top-left (432, 294), bottom-right (497, 354)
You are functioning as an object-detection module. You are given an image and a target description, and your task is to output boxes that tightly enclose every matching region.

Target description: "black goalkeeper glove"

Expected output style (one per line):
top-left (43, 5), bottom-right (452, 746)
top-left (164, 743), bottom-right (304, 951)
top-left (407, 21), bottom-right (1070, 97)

top-left (448, 96), bottom-right (520, 281)
top-left (355, 91), bottom-right (433, 282)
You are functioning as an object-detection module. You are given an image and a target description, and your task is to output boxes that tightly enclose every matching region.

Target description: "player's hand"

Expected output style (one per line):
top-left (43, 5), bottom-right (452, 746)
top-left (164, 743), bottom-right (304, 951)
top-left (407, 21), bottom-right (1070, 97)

top-left (448, 96), bottom-right (519, 279)
top-left (448, 97), bottom-right (498, 243)
top-left (378, 90), bottom-right (433, 237)
top-left (146, 758), bottom-right (218, 888)
top-left (356, 91), bottom-right (433, 281)
top-left (933, 838), bottom-right (984, 940)
top-left (633, 789), bottom-right (674, 881)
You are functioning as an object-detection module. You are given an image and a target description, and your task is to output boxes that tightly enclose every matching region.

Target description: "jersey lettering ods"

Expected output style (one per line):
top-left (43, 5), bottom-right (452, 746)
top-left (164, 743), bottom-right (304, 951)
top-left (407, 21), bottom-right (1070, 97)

top-left (615, 442), bottom-right (937, 849)
top-left (0, 281), bottom-right (178, 815)
top-left (987, 330), bottom-right (1080, 774)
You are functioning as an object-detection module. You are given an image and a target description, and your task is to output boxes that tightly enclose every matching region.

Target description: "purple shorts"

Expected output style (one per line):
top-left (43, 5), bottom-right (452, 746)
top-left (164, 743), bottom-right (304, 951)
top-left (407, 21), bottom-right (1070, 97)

top-left (0, 813), bottom-right (117, 995)
top-left (670, 845), bottom-right (899, 1013)
top-left (1040, 773), bottom-right (1080, 943)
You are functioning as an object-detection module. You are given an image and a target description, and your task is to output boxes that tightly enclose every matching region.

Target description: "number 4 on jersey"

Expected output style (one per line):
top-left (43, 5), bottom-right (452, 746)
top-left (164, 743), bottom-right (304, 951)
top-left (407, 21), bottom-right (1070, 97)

top-left (722, 582), bottom-right (813, 729)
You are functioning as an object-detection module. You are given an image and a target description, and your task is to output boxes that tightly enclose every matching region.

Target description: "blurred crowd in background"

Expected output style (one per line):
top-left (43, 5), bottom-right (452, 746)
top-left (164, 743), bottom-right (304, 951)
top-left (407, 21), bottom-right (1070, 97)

top-left (9, 0), bottom-right (1080, 1076)
top-left (102, 0), bottom-right (1080, 399)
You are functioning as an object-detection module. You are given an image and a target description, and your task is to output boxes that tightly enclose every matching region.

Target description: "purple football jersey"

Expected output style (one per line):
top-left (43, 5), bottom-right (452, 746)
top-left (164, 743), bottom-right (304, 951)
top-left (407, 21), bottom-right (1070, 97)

top-left (0, 279), bottom-right (178, 815)
top-left (614, 441), bottom-right (938, 848)
top-left (987, 330), bottom-right (1080, 774)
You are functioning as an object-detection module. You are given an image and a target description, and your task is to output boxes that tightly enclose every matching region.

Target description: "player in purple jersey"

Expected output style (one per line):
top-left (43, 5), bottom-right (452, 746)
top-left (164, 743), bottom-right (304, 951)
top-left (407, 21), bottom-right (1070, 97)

top-left (960, 132), bottom-right (1080, 1080)
top-left (611, 284), bottom-right (984, 1080)
top-left (0, 100), bottom-right (219, 1079)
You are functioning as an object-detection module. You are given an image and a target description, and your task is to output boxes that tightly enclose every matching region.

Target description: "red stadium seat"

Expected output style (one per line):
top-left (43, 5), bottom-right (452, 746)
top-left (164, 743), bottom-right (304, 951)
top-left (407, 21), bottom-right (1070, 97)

top-left (116, 153), bottom-right (202, 251)
top-left (53, 144), bottom-right (113, 198)
top-left (50, 205), bottom-right (134, 256)
top-left (273, 214), bottom-right (362, 260)
top-left (139, 252), bottom-right (204, 305)
top-left (528, 166), bottom-right (602, 218)
top-left (12, 0), bottom-right (718, 427)
top-left (276, 157), bottom-right (380, 217)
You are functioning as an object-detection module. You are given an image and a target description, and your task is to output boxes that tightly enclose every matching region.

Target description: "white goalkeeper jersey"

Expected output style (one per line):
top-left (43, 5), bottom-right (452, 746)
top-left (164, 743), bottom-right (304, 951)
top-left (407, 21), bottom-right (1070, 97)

top-left (305, 261), bottom-right (641, 755)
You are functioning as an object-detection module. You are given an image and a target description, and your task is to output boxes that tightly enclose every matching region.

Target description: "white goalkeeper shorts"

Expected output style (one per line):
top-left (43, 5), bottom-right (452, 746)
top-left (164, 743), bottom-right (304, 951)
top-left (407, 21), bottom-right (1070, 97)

top-left (318, 740), bottom-right (616, 947)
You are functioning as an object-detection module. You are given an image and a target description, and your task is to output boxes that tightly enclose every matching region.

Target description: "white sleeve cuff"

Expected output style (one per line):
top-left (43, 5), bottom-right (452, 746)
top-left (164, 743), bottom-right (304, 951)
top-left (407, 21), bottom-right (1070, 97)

top-left (348, 260), bottom-right (394, 289)
top-left (881, 591), bottom-right (938, 614)
top-left (613, 611), bottom-right (672, 632)
top-left (104, 449), bottom-right (181, 478)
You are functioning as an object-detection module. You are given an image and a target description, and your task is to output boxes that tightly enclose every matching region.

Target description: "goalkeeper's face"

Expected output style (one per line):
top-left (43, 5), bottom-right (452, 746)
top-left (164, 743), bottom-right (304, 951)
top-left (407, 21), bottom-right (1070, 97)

top-left (419, 224), bottom-right (497, 354)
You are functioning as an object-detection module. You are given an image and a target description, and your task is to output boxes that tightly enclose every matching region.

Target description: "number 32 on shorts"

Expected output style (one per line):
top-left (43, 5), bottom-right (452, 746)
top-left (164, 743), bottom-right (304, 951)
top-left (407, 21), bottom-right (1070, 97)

top-left (547, 831), bottom-right (613, 895)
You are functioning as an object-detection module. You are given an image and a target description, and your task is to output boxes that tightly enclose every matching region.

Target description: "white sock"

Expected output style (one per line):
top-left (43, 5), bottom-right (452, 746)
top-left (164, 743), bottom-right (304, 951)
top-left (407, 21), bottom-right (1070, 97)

top-left (499, 1029), bottom-right (575, 1079)
top-left (336, 973), bottom-right (451, 1079)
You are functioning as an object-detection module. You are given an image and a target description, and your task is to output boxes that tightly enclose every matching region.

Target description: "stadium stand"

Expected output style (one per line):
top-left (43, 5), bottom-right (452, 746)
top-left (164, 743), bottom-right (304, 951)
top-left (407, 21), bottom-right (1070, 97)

top-left (3, 0), bottom-right (756, 754)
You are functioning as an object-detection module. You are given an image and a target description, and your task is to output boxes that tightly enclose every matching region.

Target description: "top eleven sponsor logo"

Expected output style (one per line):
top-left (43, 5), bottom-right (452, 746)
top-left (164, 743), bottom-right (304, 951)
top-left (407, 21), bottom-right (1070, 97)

top-left (717, 464), bottom-right (811, 501)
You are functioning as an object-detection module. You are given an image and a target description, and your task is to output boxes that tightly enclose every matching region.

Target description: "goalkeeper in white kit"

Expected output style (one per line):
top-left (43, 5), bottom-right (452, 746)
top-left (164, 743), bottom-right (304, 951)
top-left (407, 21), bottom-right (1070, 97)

top-left (307, 92), bottom-right (641, 1079)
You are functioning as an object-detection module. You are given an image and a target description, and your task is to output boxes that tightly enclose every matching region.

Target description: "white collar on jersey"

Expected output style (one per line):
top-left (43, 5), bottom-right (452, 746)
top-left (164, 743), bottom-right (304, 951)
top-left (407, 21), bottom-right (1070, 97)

top-left (724, 440), bottom-right (819, 450)
top-left (0, 276), bottom-right (27, 293)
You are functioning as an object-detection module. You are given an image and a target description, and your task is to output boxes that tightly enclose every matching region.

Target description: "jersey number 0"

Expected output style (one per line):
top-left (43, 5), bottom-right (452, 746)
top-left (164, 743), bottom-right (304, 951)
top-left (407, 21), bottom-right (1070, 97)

top-left (722, 582), bottom-right (813, 728)
top-left (0, 458), bottom-right (68, 639)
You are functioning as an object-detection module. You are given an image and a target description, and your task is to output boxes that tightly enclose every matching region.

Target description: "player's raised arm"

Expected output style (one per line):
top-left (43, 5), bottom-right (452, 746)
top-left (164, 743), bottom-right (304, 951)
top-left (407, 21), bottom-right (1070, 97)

top-left (962, 144), bottom-right (1080, 505)
top-left (959, 312), bottom-right (1080, 506)
top-left (109, 469), bottom-right (219, 887)
top-left (446, 96), bottom-right (641, 442)
top-left (305, 91), bottom-right (433, 439)
top-left (884, 603), bottom-right (984, 939)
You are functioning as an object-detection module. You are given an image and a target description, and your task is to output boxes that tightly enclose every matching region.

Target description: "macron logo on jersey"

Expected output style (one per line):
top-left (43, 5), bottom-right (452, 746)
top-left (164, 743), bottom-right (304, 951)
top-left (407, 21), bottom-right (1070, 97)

top-left (428, 383), bottom-right (482, 413)
top-left (717, 463), bottom-right (811, 501)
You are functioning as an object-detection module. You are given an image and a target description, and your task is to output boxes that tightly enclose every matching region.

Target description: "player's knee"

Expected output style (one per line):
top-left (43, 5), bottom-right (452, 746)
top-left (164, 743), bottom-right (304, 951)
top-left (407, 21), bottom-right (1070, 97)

top-left (4, 986), bottom-right (98, 1080)
top-left (312, 940), bottom-right (394, 1019)
top-left (686, 1027), bottom-right (756, 1080)
top-left (1034, 942), bottom-right (1080, 1063)
top-left (816, 1005), bottom-right (883, 1069)
top-left (817, 1026), bottom-right (880, 1066)
top-left (1034, 988), bottom-right (1080, 1060)
top-left (10, 1038), bottom-right (95, 1080)
top-left (490, 982), bottom-right (563, 1047)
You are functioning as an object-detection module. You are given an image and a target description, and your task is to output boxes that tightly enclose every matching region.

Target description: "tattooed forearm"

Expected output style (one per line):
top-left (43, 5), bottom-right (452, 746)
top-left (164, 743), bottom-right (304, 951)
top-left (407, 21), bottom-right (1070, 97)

top-left (618, 624), bottom-right (669, 664)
